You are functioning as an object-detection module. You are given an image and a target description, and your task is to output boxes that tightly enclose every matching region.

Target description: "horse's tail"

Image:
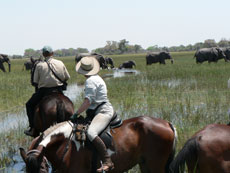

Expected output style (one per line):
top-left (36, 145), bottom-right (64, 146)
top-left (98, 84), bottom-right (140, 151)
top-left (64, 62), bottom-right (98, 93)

top-left (165, 122), bottom-right (178, 173)
top-left (169, 137), bottom-right (199, 173)
top-left (56, 100), bottom-right (66, 123)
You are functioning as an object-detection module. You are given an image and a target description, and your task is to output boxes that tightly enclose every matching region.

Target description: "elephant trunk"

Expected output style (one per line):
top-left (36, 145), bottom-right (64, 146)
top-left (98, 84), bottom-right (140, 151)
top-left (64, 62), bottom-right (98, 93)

top-left (170, 59), bottom-right (174, 64)
top-left (8, 63), bottom-right (11, 72)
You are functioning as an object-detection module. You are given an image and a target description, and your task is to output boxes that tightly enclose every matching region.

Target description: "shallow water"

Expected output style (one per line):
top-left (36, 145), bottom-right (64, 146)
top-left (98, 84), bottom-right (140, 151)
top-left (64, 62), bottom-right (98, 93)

top-left (2, 69), bottom-right (139, 172)
top-left (0, 83), bottom-right (83, 172)
top-left (0, 84), bottom-right (84, 134)
top-left (103, 68), bottom-right (140, 78)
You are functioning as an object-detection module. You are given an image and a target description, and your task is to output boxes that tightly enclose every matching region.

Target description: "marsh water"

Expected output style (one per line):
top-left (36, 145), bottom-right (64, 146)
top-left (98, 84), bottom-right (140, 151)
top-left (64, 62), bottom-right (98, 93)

top-left (1, 69), bottom-right (140, 172)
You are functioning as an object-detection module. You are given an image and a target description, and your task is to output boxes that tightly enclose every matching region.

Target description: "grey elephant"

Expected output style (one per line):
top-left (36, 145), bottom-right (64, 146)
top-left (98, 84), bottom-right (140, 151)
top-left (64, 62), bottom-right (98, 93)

top-left (0, 54), bottom-right (11, 72)
top-left (75, 53), bottom-right (108, 69)
top-left (194, 47), bottom-right (227, 63)
top-left (119, 60), bottom-right (136, 69)
top-left (221, 47), bottom-right (230, 61)
top-left (146, 52), bottom-right (173, 65)
top-left (105, 57), bottom-right (115, 69)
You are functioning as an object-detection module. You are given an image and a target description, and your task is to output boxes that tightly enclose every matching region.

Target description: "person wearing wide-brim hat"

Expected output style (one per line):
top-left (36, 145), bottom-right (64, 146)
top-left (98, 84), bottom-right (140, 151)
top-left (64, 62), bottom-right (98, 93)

top-left (70, 56), bottom-right (114, 172)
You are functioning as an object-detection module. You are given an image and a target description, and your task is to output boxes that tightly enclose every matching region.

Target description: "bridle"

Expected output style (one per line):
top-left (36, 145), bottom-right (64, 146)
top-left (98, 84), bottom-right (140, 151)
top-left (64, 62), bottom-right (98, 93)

top-left (26, 149), bottom-right (49, 173)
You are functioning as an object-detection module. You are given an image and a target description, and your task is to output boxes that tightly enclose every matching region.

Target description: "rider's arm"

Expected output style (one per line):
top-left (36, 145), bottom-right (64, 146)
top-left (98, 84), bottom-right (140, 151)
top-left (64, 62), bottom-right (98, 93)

top-left (76, 98), bottom-right (90, 115)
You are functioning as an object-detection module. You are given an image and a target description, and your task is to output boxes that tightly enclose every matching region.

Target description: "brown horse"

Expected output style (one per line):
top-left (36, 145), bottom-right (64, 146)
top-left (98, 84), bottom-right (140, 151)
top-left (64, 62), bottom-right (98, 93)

top-left (20, 116), bottom-right (177, 173)
top-left (170, 123), bottom-right (230, 173)
top-left (32, 92), bottom-right (74, 137)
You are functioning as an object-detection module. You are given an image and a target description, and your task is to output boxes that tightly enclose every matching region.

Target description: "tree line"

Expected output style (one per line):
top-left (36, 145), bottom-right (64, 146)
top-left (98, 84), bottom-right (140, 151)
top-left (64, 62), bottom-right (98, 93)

top-left (8, 38), bottom-right (230, 59)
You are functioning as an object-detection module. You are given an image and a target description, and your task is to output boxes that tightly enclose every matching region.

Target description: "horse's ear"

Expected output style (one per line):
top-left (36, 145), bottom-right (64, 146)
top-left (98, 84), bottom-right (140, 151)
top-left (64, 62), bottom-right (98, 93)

top-left (19, 147), bottom-right (27, 163)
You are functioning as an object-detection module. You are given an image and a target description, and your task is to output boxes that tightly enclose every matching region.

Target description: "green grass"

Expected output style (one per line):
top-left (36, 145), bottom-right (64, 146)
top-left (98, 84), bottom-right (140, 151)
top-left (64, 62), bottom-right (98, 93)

top-left (1, 52), bottom-right (230, 171)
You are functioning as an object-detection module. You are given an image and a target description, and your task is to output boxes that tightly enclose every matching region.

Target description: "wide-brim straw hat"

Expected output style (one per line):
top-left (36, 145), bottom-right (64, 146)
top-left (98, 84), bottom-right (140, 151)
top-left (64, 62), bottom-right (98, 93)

top-left (75, 56), bottom-right (100, 76)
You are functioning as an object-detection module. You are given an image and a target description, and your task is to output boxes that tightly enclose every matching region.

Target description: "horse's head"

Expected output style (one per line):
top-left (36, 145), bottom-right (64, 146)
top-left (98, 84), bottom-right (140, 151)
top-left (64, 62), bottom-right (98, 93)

top-left (19, 146), bottom-right (49, 173)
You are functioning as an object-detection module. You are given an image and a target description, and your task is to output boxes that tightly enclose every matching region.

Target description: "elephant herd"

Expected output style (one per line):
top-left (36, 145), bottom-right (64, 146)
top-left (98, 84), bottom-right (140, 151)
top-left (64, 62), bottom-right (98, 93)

top-left (1, 47), bottom-right (230, 73)
top-left (75, 53), bottom-right (136, 69)
top-left (194, 47), bottom-right (230, 63)
top-left (146, 47), bottom-right (230, 65)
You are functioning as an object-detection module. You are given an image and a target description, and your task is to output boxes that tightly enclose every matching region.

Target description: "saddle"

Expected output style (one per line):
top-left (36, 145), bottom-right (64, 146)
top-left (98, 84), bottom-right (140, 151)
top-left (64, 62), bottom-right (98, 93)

top-left (73, 112), bottom-right (122, 148)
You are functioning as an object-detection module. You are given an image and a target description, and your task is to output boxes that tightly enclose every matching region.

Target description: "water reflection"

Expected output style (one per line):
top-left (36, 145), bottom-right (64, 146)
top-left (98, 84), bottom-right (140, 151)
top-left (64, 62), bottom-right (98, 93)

top-left (103, 68), bottom-right (140, 78)
top-left (63, 83), bottom-right (84, 102)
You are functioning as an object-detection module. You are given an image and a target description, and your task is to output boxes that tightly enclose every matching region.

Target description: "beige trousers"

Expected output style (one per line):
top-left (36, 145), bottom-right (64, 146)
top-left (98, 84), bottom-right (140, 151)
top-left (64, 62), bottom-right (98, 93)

top-left (87, 102), bottom-right (114, 141)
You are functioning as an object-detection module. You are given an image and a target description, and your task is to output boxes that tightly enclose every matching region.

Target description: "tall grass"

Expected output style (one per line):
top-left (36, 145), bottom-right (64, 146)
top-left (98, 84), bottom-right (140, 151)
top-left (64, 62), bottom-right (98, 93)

top-left (1, 52), bottom-right (230, 171)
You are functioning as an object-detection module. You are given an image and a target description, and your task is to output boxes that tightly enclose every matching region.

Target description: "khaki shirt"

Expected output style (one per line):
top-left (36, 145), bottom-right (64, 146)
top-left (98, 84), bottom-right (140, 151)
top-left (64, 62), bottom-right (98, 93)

top-left (33, 57), bottom-right (70, 88)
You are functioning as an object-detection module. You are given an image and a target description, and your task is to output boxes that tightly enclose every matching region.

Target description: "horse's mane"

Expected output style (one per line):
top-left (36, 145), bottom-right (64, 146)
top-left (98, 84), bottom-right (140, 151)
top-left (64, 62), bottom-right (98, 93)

top-left (42, 121), bottom-right (70, 139)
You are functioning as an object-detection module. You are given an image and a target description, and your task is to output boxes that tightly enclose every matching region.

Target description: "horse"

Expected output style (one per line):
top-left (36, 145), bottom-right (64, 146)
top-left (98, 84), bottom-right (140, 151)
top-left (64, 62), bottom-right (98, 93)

top-left (31, 92), bottom-right (74, 137)
top-left (20, 116), bottom-right (177, 173)
top-left (23, 57), bottom-right (41, 71)
top-left (169, 123), bottom-right (230, 173)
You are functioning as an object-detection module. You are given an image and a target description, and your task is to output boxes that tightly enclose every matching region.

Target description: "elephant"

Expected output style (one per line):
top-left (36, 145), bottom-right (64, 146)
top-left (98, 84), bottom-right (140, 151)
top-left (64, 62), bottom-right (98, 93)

top-left (105, 57), bottom-right (115, 69)
top-left (75, 53), bottom-right (108, 69)
top-left (146, 51), bottom-right (173, 65)
top-left (119, 60), bottom-right (136, 69)
top-left (221, 47), bottom-right (230, 61)
top-left (0, 54), bottom-right (11, 72)
top-left (194, 47), bottom-right (227, 63)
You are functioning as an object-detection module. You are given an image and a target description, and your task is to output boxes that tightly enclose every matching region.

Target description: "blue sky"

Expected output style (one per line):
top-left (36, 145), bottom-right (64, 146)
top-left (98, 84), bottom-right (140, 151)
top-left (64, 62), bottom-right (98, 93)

top-left (1, 0), bottom-right (230, 55)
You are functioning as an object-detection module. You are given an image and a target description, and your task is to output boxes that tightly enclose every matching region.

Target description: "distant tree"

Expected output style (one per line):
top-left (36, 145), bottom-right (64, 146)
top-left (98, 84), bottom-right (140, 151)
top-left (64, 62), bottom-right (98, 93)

top-left (218, 38), bottom-right (230, 47)
top-left (203, 39), bottom-right (217, 48)
top-left (146, 45), bottom-right (161, 52)
top-left (118, 39), bottom-right (129, 54)
top-left (193, 42), bottom-right (204, 50)
top-left (54, 50), bottom-right (63, 57)
top-left (76, 48), bottom-right (89, 53)
top-left (24, 49), bottom-right (40, 58)
top-left (11, 55), bottom-right (23, 59)
top-left (134, 44), bottom-right (142, 53)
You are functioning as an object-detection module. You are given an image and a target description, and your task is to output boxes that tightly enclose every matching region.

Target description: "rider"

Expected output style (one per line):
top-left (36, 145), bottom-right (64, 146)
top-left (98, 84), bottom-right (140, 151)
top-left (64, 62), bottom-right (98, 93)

top-left (24, 46), bottom-right (70, 137)
top-left (70, 56), bottom-right (114, 172)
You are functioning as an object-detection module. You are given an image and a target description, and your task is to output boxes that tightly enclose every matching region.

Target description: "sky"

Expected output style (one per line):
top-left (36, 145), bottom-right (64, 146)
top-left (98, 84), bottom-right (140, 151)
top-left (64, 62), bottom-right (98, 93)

top-left (1, 0), bottom-right (230, 55)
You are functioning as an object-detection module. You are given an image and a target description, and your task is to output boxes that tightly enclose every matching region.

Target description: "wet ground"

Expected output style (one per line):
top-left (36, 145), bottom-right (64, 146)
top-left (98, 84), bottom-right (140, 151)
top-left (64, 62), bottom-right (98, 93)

top-left (1, 68), bottom-right (139, 172)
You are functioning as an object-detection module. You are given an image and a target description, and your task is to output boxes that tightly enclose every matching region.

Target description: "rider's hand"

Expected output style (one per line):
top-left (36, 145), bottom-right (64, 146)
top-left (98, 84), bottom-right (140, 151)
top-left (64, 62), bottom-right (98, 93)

top-left (70, 112), bottom-right (78, 123)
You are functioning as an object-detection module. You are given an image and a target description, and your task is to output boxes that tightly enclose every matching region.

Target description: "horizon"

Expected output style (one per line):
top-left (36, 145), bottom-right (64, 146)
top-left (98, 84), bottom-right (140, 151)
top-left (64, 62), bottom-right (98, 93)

top-left (1, 0), bottom-right (230, 56)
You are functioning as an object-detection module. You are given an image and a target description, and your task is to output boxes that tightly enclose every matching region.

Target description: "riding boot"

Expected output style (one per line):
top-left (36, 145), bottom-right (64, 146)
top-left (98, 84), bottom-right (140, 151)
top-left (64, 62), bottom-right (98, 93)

top-left (24, 127), bottom-right (36, 137)
top-left (92, 136), bottom-right (114, 172)
top-left (25, 103), bottom-right (35, 137)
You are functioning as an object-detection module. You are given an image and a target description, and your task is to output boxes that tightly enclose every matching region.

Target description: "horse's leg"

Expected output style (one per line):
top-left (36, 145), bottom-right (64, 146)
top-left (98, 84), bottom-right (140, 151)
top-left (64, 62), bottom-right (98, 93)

top-left (139, 161), bottom-right (150, 173)
top-left (139, 158), bottom-right (164, 173)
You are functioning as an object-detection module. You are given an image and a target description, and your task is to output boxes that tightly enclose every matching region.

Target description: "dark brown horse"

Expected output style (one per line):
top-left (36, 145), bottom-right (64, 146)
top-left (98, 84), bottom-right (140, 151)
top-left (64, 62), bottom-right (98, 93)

top-left (32, 92), bottom-right (74, 137)
top-left (20, 116), bottom-right (177, 173)
top-left (170, 123), bottom-right (230, 173)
